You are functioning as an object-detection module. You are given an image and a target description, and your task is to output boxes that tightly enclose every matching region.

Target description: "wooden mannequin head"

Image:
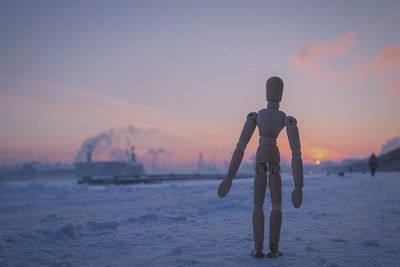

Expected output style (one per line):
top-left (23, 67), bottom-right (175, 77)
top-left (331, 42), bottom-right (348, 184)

top-left (266, 76), bottom-right (284, 103)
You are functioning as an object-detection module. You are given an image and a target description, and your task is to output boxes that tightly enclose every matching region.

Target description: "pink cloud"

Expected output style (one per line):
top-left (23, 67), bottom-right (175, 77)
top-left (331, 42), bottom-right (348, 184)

top-left (291, 34), bottom-right (400, 96)
top-left (291, 33), bottom-right (356, 83)
top-left (370, 45), bottom-right (400, 95)
top-left (348, 45), bottom-right (400, 95)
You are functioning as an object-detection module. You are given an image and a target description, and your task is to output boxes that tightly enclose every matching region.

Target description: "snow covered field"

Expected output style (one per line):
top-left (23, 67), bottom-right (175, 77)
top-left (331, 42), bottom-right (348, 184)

top-left (1, 172), bottom-right (400, 267)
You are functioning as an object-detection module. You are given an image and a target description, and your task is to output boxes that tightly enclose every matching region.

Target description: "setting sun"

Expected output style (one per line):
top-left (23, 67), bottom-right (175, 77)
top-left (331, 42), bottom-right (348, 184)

top-left (303, 147), bottom-right (331, 163)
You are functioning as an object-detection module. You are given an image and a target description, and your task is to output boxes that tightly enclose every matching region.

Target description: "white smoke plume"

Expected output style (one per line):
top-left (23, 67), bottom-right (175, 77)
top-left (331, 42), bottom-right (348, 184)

top-left (74, 125), bottom-right (173, 164)
top-left (380, 136), bottom-right (400, 155)
top-left (145, 148), bottom-right (174, 172)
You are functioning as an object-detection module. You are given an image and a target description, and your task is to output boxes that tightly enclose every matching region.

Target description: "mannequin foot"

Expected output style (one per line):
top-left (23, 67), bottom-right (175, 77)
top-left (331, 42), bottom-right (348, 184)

top-left (250, 243), bottom-right (265, 258)
top-left (251, 250), bottom-right (265, 258)
top-left (267, 242), bottom-right (283, 258)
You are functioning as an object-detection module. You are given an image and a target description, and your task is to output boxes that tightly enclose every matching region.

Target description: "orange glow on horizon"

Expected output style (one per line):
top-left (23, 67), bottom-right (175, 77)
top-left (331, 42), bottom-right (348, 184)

top-left (303, 147), bottom-right (332, 163)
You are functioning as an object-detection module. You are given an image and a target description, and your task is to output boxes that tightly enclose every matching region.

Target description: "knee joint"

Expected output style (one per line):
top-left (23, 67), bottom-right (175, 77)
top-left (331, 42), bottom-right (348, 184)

top-left (256, 164), bottom-right (267, 175)
top-left (271, 204), bottom-right (281, 211)
top-left (269, 164), bottom-right (280, 175)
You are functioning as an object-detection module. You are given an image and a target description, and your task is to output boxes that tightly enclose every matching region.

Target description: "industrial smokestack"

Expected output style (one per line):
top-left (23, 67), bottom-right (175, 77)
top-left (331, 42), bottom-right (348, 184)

top-left (130, 146), bottom-right (137, 163)
top-left (87, 145), bottom-right (92, 163)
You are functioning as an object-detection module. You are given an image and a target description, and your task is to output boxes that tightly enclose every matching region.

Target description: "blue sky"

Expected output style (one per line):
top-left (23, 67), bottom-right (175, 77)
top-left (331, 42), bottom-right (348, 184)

top-left (1, 1), bottom-right (399, 169)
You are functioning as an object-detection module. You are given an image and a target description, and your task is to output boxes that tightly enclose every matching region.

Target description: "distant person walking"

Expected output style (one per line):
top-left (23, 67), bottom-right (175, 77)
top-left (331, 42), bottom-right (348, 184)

top-left (368, 153), bottom-right (379, 177)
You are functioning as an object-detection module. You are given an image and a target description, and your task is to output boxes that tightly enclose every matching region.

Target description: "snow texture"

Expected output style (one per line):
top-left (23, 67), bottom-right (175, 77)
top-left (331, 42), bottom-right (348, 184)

top-left (1, 173), bottom-right (400, 266)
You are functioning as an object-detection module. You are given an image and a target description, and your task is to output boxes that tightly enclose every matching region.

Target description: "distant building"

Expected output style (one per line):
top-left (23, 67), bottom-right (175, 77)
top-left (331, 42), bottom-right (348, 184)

top-left (75, 146), bottom-right (145, 178)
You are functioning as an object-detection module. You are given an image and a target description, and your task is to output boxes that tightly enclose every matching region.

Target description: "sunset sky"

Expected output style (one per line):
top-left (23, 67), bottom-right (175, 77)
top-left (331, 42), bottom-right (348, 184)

top-left (1, 1), bottom-right (399, 170)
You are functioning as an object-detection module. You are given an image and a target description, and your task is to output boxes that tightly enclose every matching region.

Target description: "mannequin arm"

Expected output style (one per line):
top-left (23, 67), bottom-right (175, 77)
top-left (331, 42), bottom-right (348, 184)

top-left (285, 116), bottom-right (303, 188)
top-left (218, 112), bottom-right (256, 198)
top-left (226, 112), bottom-right (257, 180)
top-left (285, 116), bottom-right (303, 208)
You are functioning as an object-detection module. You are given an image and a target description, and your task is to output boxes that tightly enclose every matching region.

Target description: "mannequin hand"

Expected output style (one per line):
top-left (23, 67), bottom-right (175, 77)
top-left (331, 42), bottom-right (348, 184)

top-left (291, 187), bottom-right (303, 208)
top-left (217, 179), bottom-right (232, 198)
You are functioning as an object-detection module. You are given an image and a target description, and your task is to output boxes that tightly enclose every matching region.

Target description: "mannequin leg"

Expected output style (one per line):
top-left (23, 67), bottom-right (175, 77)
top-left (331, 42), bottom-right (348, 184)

top-left (251, 163), bottom-right (268, 257)
top-left (268, 163), bottom-right (283, 256)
